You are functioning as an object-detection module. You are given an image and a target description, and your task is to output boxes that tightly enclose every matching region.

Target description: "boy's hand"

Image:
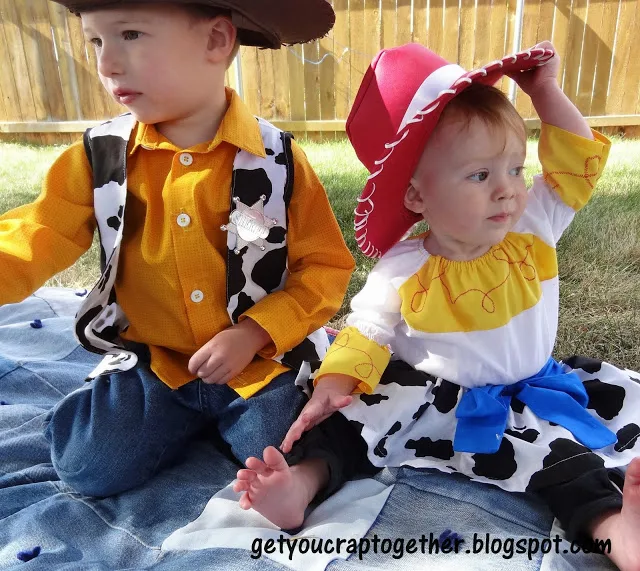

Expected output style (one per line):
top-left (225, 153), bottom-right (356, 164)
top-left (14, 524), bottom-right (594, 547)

top-left (188, 318), bottom-right (271, 385)
top-left (280, 374), bottom-right (359, 453)
top-left (507, 41), bottom-right (560, 98)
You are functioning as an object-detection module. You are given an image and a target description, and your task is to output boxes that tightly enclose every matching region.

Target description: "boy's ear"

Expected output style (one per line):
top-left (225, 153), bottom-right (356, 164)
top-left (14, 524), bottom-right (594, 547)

top-left (205, 16), bottom-right (238, 63)
top-left (404, 181), bottom-right (425, 214)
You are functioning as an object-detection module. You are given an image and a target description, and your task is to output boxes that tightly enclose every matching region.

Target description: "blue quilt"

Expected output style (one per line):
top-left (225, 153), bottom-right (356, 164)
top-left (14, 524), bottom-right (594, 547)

top-left (0, 288), bottom-right (615, 570)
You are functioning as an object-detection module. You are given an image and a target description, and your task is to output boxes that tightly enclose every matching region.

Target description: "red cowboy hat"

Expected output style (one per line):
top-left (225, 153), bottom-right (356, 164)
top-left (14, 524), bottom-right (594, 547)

top-left (52, 0), bottom-right (335, 48)
top-left (346, 43), bottom-right (554, 258)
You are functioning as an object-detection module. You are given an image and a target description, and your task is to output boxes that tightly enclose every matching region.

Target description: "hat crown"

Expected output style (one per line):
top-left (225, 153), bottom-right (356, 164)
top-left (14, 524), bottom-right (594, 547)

top-left (346, 44), bottom-right (452, 174)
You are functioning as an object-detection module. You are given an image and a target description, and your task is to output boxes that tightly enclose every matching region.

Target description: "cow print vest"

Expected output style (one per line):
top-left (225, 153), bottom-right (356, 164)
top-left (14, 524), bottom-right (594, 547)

top-left (75, 113), bottom-right (329, 381)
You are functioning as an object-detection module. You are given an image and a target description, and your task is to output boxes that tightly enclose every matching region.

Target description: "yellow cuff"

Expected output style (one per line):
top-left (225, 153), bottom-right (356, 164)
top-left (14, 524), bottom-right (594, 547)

top-left (539, 123), bottom-right (611, 211)
top-left (315, 326), bottom-right (391, 394)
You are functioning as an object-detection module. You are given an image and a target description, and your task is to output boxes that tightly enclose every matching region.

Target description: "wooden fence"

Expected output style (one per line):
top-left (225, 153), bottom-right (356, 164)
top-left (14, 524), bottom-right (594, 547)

top-left (1, 0), bottom-right (639, 144)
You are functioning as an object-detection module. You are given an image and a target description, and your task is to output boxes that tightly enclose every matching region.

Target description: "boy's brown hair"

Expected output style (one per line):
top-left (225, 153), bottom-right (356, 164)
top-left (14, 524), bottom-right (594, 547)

top-left (184, 4), bottom-right (241, 66)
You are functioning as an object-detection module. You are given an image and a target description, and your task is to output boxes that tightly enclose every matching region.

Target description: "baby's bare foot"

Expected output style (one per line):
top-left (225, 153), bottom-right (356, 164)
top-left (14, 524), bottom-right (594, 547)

top-left (233, 446), bottom-right (327, 530)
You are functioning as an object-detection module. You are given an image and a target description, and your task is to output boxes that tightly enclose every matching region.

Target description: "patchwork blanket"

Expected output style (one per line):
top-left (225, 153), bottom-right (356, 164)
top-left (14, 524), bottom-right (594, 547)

top-left (0, 288), bottom-right (616, 570)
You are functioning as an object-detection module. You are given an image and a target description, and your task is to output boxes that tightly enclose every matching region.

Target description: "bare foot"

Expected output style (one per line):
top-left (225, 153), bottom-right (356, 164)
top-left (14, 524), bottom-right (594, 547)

top-left (233, 446), bottom-right (329, 530)
top-left (591, 458), bottom-right (640, 571)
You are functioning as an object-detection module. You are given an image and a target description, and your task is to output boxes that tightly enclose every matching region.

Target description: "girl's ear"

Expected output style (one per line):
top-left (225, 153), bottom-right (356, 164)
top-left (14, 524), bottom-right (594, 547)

top-left (205, 16), bottom-right (237, 63)
top-left (404, 181), bottom-right (425, 214)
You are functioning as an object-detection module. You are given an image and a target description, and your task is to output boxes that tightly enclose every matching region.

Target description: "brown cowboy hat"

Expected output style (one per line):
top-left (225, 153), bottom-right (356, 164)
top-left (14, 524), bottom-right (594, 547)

top-left (52, 0), bottom-right (335, 48)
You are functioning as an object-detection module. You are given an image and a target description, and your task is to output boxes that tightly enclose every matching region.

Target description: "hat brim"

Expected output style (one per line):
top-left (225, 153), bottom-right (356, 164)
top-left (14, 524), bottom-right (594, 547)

top-left (353, 46), bottom-right (554, 258)
top-left (54, 0), bottom-right (335, 48)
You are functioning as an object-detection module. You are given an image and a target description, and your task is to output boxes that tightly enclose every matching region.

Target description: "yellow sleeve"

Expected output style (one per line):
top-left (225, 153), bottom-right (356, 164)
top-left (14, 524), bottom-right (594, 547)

top-left (0, 139), bottom-right (96, 305)
top-left (539, 122), bottom-right (611, 212)
top-left (315, 326), bottom-right (391, 394)
top-left (242, 139), bottom-right (355, 358)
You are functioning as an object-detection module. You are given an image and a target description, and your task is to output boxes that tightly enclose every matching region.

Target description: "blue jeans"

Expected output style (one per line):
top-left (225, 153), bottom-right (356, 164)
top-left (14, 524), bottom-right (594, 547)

top-left (43, 352), bottom-right (305, 498)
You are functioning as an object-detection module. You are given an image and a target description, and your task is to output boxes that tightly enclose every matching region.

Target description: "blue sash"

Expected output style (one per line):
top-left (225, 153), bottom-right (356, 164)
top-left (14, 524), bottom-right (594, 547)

top-left (454, 358), bottom-right (617, 454)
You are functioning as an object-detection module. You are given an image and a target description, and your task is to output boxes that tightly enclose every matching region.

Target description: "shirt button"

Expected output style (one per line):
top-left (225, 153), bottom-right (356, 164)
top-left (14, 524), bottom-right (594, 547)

top-left (179, 152), bottom-right (193, 166)
top-left (190, 290), bottom-right (204, 303)
top-left (177, 213), bottom-right (191, 227)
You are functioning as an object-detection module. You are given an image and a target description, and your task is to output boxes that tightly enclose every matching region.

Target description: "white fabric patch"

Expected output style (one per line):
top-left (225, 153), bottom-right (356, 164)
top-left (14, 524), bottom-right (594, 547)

top-left (397, 64), bottom-right (467, 134)
top-left (161, 479), bottom-right (393, 571)
top-left (93, 179), bottom-right (126, 254)
top-left (89, 114), bottom-right (136, 140)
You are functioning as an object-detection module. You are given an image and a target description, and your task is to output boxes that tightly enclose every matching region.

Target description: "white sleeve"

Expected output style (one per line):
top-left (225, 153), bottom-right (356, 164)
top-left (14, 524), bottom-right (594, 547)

top-left (346, 237), bottom-right (428, 346)
top-left (514, 177), bottom-right (575, 247)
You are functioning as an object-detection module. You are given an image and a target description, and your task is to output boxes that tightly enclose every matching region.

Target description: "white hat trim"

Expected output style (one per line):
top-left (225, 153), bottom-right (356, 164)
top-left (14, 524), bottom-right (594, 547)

top-left (396, 63), bottom-right (467, 135)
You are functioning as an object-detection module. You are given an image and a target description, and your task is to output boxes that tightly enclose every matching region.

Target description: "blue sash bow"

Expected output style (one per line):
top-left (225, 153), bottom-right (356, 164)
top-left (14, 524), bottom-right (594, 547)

top-left (453, 358), bottom-right (617, 454)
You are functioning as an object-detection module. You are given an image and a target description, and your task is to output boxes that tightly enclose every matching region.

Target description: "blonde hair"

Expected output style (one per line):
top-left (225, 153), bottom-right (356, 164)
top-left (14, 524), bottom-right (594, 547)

top-left (436, 83), bottom-right (526, 144)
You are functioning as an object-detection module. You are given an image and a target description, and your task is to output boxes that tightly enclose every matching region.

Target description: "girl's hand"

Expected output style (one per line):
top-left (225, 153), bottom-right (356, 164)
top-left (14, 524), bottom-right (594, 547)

top-left (280, 374), bottom-right (359, 453)
top-left (508, 40), bottom-right (593, 139)
top-left (507, 41), bottom-right (560, 99)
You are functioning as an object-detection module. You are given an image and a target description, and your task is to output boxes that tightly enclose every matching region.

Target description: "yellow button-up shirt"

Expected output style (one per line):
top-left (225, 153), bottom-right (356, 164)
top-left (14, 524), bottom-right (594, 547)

top-left (0, 89), bottom-right (355, 398)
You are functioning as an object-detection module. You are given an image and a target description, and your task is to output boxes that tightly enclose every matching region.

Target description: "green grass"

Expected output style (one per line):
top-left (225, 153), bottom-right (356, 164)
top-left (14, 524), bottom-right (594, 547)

top-left (1, 136), bottom-right (639, 370)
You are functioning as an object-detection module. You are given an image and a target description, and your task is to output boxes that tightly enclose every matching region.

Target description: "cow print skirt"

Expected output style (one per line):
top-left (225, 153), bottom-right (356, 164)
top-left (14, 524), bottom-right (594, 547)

top-left (330, 356), bottom-right (640, 493)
